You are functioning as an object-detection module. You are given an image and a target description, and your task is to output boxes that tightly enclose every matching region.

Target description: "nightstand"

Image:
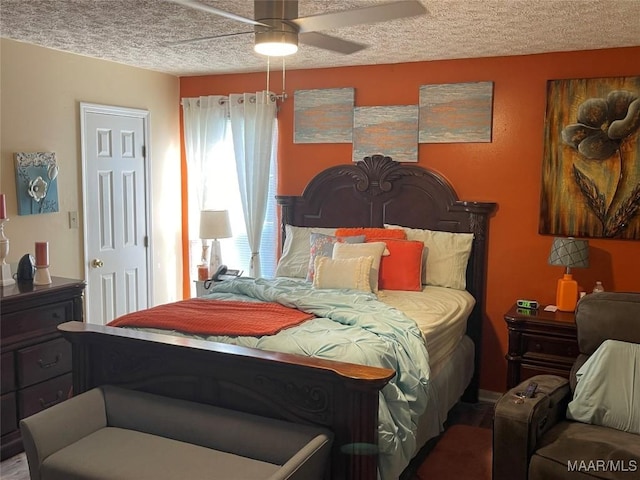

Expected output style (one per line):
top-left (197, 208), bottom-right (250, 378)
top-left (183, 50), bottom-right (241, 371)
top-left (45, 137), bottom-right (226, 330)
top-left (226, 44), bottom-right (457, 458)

top-left (193, 280), bottom-right (215, 297)
top-left (504, 304), bottom-right (579, 389)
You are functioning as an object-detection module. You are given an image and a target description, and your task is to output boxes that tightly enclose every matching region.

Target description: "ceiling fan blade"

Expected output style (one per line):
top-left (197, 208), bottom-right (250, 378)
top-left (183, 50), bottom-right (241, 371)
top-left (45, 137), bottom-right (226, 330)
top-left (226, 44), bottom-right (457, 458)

top-left (163, 31), bottom-right (254, 46)
top-left (293, 0), bottom-right (426, 33)
top-left (167, 0), bottom-right (269, 27)
top-left (299, 32), bottom-right (366, 54)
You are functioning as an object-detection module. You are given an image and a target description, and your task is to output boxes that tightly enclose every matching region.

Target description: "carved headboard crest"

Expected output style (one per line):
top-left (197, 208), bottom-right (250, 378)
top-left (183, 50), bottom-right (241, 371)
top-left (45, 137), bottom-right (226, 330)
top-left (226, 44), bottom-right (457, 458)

top-left (336, 155), bottom-right (407, 196)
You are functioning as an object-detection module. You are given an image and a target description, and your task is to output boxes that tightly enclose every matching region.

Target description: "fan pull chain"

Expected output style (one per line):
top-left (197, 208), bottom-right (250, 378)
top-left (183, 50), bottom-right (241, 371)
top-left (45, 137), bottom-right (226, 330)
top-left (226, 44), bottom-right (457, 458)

top-left (282, 56), bottom-right (286, 98)
top-left (266, 56), bottom-right (270, 93)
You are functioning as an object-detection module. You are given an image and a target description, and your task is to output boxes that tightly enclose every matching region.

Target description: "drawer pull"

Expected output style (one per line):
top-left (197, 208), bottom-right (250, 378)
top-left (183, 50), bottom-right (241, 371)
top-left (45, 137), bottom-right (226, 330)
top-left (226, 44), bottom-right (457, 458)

top-left (52, 312), bottom-right (61, 319)
top-left (38, 354), bottom-right (62, 369)
top-left (39, 390), bottom-right (64, 409)
top-left (535, 343), bottom-right (542, 351)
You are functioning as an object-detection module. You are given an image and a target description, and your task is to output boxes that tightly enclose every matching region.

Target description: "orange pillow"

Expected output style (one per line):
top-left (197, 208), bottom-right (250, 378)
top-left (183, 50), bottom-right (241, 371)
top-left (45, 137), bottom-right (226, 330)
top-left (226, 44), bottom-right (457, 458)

top-left (374, 239), bottom-right (423, 291)
top-left (335, 227), bottom-right (406, 241)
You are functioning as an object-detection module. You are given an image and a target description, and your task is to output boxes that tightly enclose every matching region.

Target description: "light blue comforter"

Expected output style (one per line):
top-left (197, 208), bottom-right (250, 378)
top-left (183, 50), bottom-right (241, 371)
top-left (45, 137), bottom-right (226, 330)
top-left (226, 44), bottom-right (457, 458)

top-left (150, 277), bottom-right (434, 479)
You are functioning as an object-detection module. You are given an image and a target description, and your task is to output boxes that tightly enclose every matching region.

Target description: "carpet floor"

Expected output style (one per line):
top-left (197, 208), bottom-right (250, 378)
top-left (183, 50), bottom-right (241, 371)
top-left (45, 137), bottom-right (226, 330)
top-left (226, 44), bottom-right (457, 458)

top-left (414, 424), bottom-right (493, 480)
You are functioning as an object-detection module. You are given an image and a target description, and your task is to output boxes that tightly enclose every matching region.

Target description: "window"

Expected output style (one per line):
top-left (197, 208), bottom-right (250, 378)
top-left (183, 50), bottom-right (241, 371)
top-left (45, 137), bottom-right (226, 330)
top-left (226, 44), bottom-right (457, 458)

top-left (191, 119), bottom-right (278, 282)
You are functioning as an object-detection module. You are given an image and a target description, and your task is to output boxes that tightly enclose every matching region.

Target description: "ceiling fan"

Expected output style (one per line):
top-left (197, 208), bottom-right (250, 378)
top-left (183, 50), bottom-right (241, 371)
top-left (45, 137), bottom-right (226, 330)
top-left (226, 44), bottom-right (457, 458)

top-left (167, 0), bottom-right (427, 56)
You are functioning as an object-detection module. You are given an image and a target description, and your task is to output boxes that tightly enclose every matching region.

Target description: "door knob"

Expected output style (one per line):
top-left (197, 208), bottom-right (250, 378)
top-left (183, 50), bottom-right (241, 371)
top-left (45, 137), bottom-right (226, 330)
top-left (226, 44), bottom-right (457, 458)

top-left (92, 259), bottom-right (104, 268)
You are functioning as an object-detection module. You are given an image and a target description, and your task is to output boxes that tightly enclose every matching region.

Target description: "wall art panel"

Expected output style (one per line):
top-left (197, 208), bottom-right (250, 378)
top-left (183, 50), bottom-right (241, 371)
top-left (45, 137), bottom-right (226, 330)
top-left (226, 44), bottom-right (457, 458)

top-left (419, 81), bottom-right (493, 143)
top-left (353, 105), bottom-right (418, 163)
top-left (294, 88), bottom-right (354, 143)
top-left (14, 152), bottom-right (60, 215)
top-left (539, 76), bottom-right (640, 239)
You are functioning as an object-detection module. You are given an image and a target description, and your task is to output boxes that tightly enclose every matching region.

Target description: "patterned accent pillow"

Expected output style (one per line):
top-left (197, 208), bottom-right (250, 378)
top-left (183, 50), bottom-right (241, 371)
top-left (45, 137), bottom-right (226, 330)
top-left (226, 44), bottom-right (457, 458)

top-left (306, 233), bottom-right (365, 282)
top-left (275, 225), bottom-right (337, 279)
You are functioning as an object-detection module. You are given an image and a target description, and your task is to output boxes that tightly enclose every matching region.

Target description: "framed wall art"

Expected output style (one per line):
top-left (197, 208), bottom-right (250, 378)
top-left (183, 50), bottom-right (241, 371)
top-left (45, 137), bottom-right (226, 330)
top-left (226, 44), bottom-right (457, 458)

top-left (539, 76), bottom-right (640, 239)
top-left (419, 81), bottom-right (494, 143)
top-left (352, 105), bottom-right (418, 162)
top-left (294, 88), bottom-right (354, 143)
top-left (14, 152), bottom-right (60, 215)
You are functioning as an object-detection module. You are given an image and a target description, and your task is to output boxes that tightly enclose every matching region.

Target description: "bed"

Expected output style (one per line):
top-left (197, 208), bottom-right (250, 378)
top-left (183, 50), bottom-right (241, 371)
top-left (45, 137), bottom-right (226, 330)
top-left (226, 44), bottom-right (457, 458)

top-left (59, 154), bottom-right (496, 480)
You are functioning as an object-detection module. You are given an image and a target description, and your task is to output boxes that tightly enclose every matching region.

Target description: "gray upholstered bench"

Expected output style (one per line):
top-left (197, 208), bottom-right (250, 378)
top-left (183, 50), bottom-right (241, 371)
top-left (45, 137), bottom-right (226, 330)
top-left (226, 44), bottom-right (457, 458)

top-left (20, 385), bottom-right (333, 480)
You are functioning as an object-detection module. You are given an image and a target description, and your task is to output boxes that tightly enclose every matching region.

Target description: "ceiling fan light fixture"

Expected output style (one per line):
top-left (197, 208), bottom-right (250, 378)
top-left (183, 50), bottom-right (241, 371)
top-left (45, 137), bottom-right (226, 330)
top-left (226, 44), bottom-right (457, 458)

top-left (255, 41), bottom-right (298, 56)
top-left (254, 29), bottom-right (298, 56)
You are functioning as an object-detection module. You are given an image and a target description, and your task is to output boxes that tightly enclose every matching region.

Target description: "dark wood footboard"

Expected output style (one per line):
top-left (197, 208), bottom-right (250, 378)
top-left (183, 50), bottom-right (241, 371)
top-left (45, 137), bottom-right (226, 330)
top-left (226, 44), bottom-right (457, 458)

top-left (59, 321), bottom-right (394, 480)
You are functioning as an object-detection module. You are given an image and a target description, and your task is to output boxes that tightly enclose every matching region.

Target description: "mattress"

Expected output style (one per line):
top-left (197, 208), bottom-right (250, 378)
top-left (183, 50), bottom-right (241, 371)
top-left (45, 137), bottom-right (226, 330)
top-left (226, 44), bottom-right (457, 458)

top-left (378, 286), bottom-right (475, 373)
top-left (413, 335), bottom-right (475, 454)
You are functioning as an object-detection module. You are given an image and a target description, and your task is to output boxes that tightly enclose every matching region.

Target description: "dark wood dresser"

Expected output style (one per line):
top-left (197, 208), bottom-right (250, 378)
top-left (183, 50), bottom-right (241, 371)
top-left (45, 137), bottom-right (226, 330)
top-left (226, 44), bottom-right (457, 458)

top-left (1, 277), bottom-right (85, 460)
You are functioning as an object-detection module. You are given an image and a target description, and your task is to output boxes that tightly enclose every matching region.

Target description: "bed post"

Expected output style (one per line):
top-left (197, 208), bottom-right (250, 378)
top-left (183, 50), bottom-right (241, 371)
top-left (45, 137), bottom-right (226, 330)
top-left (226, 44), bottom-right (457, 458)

top-left (452, 201), bottom-right (497, 402)
top-left (277, 195), bottom-right (297, 248)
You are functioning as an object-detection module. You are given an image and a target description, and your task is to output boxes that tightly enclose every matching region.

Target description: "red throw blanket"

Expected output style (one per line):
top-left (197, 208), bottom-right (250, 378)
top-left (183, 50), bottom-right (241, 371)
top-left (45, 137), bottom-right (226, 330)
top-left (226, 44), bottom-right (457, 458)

top-left (107, 298), bottom-right (315, 336)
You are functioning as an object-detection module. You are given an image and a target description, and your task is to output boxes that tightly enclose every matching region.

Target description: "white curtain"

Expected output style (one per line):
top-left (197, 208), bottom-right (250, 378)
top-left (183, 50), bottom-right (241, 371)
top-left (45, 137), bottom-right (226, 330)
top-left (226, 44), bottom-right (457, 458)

top-left (181, 96), bottom-right (228, 239)
top-left (229, 91), bottom-right (277, 277)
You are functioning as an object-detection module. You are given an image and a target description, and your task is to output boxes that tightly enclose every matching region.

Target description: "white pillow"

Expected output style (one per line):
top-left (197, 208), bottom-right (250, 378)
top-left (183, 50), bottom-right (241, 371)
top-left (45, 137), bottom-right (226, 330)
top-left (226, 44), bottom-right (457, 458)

top-left (332, 242), bottom-right (387, 292)
top-left (275, 225), bottom-right (336, 278)
top-left (385, 224), bottom-right (473, 290)
top-left (312, 256), bottom-right (374, 292)
top-left (566, 339), bottom-right (640, 435)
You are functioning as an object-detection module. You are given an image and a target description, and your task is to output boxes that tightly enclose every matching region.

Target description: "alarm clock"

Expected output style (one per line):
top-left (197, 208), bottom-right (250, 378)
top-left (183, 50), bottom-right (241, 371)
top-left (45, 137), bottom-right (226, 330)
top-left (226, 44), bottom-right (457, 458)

top-left (517, 299), bottom-right (539, 310)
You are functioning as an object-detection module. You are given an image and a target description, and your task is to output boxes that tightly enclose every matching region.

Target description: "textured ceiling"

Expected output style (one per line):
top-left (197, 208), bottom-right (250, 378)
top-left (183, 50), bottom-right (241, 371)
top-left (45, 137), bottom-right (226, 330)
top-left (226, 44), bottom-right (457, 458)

top-left (1, 0), bottom-right (639, 77)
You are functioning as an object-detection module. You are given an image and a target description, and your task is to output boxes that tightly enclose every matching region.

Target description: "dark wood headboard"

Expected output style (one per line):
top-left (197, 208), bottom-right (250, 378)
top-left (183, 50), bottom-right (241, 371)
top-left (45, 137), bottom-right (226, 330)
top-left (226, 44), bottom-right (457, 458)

top-left (277, 154), bottom-right (497, 401)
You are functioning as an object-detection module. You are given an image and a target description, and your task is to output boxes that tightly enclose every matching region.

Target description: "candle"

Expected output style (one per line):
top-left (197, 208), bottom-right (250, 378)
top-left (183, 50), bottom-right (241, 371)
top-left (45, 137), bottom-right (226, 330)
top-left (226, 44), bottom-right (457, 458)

top-left (198, 264), bottom-right (209, 281)
top-left (35, 241), bottom-right (49, 266)
top-left (0, 193), bottom-right (6, 220)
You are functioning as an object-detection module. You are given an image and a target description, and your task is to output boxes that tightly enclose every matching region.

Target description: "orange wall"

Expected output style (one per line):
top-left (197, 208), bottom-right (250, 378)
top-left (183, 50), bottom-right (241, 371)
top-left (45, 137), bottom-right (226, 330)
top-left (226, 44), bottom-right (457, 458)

top-left (180, 47), bottom-right (640, 393)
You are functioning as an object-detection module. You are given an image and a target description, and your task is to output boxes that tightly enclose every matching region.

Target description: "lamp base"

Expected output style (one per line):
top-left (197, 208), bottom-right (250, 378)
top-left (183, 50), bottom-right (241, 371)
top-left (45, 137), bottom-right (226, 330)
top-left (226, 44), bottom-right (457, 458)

top-left (0, 263), bottom-right (15, 286)
top-left (34, 266), bottom-right (52, 285)
top-left (556, 273), bottom-right (578, 312)
top-left (209, 239), bottom-right (223, 275)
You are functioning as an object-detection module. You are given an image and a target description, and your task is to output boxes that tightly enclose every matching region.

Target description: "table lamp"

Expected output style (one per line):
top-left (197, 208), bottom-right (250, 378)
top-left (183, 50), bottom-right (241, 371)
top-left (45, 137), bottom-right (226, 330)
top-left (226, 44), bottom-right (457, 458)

top-left (199, 210), bottom-right (232, 277)
top-left (548, 237), bottom-right (589, 312)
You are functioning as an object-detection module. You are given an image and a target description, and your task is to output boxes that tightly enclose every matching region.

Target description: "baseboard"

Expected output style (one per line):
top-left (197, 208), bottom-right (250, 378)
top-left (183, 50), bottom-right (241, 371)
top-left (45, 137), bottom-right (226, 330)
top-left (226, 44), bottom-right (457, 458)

top-left (478, 389), bottom-right (502, 404)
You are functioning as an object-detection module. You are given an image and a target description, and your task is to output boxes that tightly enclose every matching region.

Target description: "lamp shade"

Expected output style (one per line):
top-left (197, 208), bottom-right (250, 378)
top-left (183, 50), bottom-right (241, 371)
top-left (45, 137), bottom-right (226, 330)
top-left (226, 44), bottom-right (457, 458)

top-left (548, 237), bottom-right (589, 269)
top-left (199, 210), bottom-right (232, 240)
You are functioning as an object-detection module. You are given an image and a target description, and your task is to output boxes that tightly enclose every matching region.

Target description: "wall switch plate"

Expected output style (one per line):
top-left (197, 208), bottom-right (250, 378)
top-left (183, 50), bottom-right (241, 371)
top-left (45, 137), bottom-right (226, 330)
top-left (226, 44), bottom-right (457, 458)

top-left (69, 211), bottom-right (79, 229)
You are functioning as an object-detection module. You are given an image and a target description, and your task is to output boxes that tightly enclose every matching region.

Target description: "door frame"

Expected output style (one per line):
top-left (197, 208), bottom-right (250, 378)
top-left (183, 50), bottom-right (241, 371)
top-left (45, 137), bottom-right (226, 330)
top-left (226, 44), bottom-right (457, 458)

top-left (79, 102), bottom-right (153, 323)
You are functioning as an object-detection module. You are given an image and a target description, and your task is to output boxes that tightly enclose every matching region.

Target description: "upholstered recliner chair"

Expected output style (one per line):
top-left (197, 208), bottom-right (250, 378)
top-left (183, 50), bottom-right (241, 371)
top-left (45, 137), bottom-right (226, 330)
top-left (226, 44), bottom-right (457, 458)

top-left (493, 292), bottom-right (640, 480)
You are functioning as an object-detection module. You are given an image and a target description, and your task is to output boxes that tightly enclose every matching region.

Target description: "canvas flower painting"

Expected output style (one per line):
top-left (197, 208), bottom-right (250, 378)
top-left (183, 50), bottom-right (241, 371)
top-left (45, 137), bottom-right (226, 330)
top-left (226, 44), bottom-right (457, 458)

top-left (540, 76), bottom-right (640, 239)
top-left (14, 152), bottom-right (60, 215)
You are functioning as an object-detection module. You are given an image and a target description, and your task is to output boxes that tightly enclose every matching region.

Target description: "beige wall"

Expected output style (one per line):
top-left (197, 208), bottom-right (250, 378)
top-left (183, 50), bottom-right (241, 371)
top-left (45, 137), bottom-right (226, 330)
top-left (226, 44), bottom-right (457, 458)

top-left (0, 38), bottom-right (182, 306)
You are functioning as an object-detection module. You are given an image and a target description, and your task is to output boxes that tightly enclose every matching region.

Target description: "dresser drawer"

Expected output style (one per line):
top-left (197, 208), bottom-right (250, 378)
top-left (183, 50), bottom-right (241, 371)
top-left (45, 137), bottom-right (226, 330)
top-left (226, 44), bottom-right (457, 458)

top-left (1, 300), bottom-right (75, 346)
top-left (522, 333), bottom-right (579, 362)
top-left (1, 352), bottom-right (15, 394)
top-left (1, 393), bottom-right (17, 435)
top-left (17, 338), bottom-right (72, 388)
top-left (18, 373), bottom-right (72, 419)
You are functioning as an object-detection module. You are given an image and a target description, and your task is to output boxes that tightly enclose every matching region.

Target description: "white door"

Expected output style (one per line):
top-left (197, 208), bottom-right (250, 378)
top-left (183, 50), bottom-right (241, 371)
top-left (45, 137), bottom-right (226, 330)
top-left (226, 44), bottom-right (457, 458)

top-left (81, 103), bottom-right (151, 325)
